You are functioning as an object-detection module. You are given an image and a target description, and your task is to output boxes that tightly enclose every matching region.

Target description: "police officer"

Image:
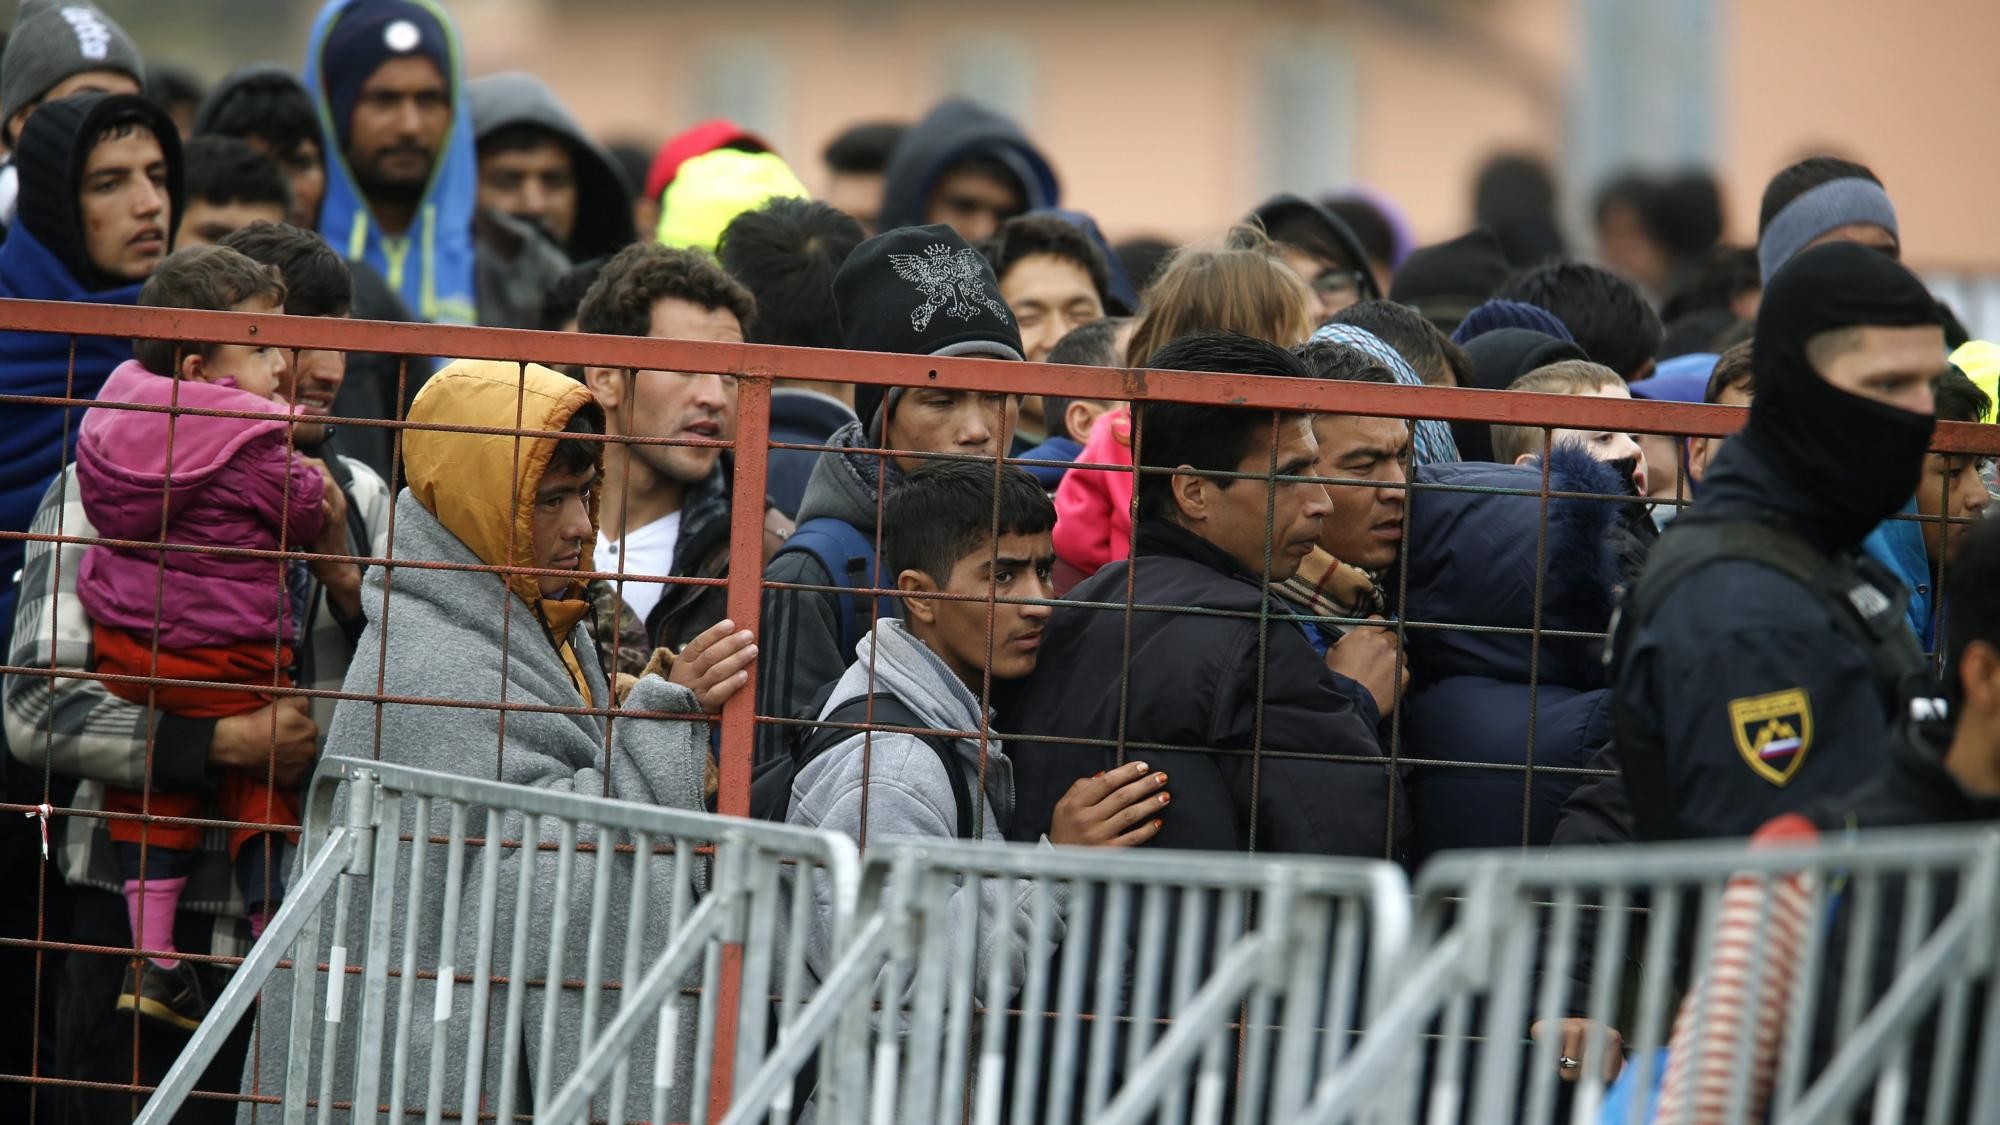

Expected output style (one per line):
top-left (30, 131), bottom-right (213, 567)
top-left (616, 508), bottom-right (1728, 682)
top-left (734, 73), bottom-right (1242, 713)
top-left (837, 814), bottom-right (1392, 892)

top-left (1611, 241), bottom-right (1948, 841)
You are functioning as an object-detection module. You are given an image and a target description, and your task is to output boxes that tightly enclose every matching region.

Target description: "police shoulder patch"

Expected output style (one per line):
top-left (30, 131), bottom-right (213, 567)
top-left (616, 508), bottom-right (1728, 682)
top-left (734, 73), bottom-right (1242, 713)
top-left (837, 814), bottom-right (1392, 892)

top-left (1730, 688), bottom-right (1814, 786)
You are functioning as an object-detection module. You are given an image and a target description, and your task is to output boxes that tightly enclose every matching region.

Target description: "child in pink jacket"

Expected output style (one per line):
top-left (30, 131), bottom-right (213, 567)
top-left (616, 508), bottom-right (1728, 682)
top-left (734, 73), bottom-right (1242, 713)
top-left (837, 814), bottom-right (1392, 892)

top-left (1052, 406), bottom-right (1135, 582)
top-left (75, 246), bottom-right (329, 1028)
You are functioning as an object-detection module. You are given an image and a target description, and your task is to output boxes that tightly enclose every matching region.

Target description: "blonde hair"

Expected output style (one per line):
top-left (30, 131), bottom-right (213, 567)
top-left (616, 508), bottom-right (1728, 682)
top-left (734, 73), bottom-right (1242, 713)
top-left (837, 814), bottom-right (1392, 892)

top-left (1490, 360), bottom-right (1627, 464)
top-left (1125, 225), bottom-right (1316, 366)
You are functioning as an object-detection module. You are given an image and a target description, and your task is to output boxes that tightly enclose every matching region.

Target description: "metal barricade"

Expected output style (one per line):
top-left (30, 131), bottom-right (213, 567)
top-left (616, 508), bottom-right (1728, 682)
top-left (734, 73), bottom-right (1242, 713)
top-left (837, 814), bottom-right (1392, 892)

top-left (132, 754), bottom-right (862, 1125)
top-left (1302, 824), bottom-right (2000, 1125)
top-left (711, 837), bottom-right (1411, 1125)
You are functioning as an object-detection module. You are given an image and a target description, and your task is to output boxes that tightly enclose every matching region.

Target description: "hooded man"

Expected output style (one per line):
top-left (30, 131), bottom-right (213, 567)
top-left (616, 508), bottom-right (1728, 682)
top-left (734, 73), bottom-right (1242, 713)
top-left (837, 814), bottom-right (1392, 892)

top-left (1611, 242), bottom-right (1946, 842)
top-left (0, 0), bottom-right (144, 236)
top-left (305, 0), bottom-right (479, 324)
top-left (1247, 193), bottom-right (1382, 321)
top-left (754, 222), bottom-right (1023, 763)
top-left (0, 92), bottom-right (181, 672)
top-left (876, 98), bottom-right (1058, 241)
top-left (242, 360), bottom-right (747, 1121)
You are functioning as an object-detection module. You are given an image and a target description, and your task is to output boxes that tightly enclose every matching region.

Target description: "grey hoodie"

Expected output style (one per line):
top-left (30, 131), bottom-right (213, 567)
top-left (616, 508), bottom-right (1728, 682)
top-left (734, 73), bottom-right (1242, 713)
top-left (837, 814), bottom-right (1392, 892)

top-left (754, 419), bottom-right (899, 761)
top-left (787, 619), bottom-right (1065, 1000)
top-left (467, 71), bottom-right (636, 261)
top-left (241, 493), bottom-right (709, 1122)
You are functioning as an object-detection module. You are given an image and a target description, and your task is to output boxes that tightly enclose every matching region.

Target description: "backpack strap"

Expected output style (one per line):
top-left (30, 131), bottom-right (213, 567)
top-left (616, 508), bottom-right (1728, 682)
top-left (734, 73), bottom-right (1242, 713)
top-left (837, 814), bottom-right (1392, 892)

top-left (774, 518), bottom-right (899, 660)
top-left (803, 693), bottom-right (979, 840)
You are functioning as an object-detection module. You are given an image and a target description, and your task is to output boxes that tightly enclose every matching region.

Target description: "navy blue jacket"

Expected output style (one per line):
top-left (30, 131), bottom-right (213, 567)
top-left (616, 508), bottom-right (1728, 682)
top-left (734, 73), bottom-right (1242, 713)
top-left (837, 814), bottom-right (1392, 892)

top-left (1614, 436), bottom-right (1920, 841)
top-left (1395, 449), bottom-right (1622, 863)
top-left (767, 389), bottom-right (857, 519)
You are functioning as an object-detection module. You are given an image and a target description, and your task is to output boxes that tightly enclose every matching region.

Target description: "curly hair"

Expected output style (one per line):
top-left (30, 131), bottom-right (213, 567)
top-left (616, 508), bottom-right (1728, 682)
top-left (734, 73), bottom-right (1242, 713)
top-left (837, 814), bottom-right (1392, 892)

top-left (576, 242), bottom-right (756, 339)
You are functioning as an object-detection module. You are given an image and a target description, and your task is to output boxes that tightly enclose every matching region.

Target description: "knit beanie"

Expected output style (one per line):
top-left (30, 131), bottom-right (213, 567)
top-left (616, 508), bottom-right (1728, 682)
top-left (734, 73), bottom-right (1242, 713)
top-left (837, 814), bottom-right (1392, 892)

top-left (834, 223), bottom-right (1023, 432)
top-left (15, 92), bottom-right (182, 289)
top-left (0, 0), bottom-right (142, 143)
top-left (655, 148), bottom-right (809, 252)
top-left (1450, 298), bottom-right (1577, 346)
top-left (318, 0), bottom-right (451, 149)
top-left (1388, 229), bottom-right (1512, 333)
top-left (1756, 177), bottom-right (1900, 284)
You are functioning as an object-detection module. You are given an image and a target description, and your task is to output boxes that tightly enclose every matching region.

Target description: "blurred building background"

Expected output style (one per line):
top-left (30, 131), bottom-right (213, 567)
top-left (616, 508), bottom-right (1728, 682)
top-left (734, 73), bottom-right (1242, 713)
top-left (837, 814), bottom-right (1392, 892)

top-left (99, 0), bottom-right (2000, 273)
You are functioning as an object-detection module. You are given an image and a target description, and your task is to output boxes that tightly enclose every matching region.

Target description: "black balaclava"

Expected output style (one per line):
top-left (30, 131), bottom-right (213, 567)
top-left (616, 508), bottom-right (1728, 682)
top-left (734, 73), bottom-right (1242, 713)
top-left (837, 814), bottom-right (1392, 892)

top-left (15, 92), bottom-right (185, 290)
top-left (1742, 240), bottom-right (1942, 548)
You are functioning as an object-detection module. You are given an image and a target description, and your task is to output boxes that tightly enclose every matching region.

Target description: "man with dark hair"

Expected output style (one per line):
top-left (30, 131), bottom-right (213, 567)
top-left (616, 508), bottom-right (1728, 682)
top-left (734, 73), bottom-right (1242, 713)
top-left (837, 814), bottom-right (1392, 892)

top-left (788, 461), bottom-right (1167, 985)
top-left (305, 0), bottom-right (478, 324)
top-left (468, 71), bottom-right (634, 265)
top-left (979, 212), bottom-right (1111, 363)
top-left (757, 223), bottom-right (1023, 763)
top-left (574, 242), bottom-right (776, 677)
top-left (1497, 260), bottom-right (1665, 381)
top-left (176, 136), bottom-right (291, 247)
top-left (6, 218), bottom-right (393, 1124)
top-left (1248, 193), bottom-right (1381, 320)
top-left (192, 66), bottom-right (328, 229)
top-left (716, 197), bottom-right (865, 516)
top-left (1864, 368), bottom-right (1992, 649)
top-left (1019, 315), bottom-right (1132, 490)
top-left (1612, 242), bottom-right (1950, 842)
top-left (1756, 156), bottom-right (1897, 283)
top-left (877, 99), bottom-right (1057, 241)
top-left (1006, 332), bottom-right (1405, 858)
top-left (143, 63), bottom-right (206, 140)
top-left (821, 119), bottom-right (904, 235)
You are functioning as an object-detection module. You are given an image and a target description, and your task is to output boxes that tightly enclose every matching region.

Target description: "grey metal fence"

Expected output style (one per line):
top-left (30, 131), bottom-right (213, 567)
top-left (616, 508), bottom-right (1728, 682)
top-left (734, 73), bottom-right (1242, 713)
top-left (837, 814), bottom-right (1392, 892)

top-left (132, 755), bottom-right (863, 1125)
top-left (1305, 824), bottom-right (2000, 1125)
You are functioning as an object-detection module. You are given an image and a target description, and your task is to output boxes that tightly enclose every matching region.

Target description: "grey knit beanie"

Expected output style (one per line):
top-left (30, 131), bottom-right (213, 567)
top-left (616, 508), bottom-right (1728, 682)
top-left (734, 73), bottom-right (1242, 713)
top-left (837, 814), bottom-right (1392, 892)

top-left (0, 0), bottom-right (143, 142)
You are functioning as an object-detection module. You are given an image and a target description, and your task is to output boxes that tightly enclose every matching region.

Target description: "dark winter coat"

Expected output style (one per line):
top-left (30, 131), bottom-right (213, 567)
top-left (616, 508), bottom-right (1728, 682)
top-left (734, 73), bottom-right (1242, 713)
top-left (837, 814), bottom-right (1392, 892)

top-left (1003, 520), bottom-right (1405, 859)
top-left (1395, 449), bottom-right (1623, 863)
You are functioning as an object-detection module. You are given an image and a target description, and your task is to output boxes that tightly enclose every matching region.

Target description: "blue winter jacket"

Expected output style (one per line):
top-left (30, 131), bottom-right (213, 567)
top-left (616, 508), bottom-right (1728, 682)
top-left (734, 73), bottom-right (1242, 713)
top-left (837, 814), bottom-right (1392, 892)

top-left (305, 0), bottom-right (479, 324)
top-left (1395, 449), bottom-right (1624, 864)
top-left (0, 224), bottom-right (142, 659)
top-left (1862, 499), bottom-right (1937, 650)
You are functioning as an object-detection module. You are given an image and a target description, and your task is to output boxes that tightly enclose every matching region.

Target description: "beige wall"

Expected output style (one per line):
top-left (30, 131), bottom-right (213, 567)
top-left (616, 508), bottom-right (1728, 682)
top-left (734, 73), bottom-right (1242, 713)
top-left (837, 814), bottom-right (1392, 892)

top-left (451, 0), bottom-right (1998, 267)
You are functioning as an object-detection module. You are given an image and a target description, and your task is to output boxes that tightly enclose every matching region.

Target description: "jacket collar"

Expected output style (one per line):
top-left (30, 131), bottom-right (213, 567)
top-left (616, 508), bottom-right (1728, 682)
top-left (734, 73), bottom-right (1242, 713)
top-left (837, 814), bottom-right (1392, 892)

top-left (1134, 518), bottom-right (1262, 585)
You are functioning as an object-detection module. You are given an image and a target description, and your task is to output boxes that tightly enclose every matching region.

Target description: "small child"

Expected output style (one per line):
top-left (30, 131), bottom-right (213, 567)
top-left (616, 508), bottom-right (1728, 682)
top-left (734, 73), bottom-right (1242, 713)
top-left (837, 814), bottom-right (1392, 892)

top-left (1050, 405), bottom-right (1134, 587)
top-left (76, 245), bottom-right (330, 1028)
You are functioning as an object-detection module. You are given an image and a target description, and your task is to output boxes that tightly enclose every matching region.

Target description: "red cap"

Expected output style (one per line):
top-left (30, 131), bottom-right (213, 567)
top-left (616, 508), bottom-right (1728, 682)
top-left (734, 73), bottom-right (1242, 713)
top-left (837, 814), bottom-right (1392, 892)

top-left (644, 120), bottom-right (769, 202)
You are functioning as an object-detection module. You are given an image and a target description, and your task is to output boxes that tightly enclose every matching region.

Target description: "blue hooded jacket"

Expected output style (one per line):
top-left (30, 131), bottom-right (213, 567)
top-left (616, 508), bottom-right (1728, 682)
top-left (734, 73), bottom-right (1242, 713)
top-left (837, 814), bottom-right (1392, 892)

top-left (0, 224), bottom-right (144, 658)
top-left (1862, 499), bottom-right (1936, 649)
top-left (1393, 448), bottom-right (1624, 864)
top-left (305, 0), bottom-right (478, 324)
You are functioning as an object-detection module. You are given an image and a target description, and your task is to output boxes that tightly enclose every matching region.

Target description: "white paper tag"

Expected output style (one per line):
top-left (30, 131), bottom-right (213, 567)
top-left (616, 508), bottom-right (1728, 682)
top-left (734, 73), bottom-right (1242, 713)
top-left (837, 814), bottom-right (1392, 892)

top-left (434, 964), bottom-right (453, 1022)
top-left (653, 1000), bottom-right (679, 1089)
top-left (325, 945), bottom-right (347, 1022)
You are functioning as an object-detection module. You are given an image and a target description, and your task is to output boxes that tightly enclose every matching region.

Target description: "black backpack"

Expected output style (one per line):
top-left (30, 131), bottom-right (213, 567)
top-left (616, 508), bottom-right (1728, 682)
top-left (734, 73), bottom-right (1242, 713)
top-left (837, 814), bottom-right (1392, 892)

top-left (747, 689), bottom-right (977, 839)
top-left (1608, 516), bottom-right (1929, 840)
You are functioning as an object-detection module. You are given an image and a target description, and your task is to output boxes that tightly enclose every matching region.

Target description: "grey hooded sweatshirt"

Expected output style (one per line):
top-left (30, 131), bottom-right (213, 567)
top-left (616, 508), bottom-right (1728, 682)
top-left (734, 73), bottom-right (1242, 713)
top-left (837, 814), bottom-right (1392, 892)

top-left (467, 71), bottom-right (636, 262)
top-left (787, 619), bottom-right (1066, 1001)
top-left (240, 361), bottom-right (710, 1122)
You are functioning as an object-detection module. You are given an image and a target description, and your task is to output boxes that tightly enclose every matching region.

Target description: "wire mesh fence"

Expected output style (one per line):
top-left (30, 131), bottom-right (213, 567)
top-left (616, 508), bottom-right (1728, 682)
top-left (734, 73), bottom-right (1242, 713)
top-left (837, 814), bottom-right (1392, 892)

top-left (0, 297), bottom-right (1997, 1122)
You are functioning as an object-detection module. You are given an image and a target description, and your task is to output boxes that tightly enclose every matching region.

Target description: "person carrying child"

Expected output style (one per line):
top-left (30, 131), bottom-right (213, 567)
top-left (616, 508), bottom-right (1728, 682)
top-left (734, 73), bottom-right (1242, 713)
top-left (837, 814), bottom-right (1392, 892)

top-left (74, 244), bottom-right (333, 1028)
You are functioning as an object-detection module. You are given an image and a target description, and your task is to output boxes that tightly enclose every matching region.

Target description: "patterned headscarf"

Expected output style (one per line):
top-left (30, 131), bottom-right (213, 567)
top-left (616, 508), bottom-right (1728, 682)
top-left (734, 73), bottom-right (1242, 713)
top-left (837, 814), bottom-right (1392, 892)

top-left (1309, 323), bottom-right (1461, 467)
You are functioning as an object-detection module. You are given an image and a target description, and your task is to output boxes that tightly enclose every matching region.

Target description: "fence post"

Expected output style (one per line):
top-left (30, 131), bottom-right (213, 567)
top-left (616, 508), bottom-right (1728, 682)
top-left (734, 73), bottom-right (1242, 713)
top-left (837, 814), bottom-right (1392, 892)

top-left (709, 372), bottom-right (772, 1121)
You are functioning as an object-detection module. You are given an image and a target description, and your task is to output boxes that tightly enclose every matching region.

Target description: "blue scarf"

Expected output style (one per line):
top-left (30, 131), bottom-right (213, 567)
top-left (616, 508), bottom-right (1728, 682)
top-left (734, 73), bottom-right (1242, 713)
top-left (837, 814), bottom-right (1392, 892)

top-left (304, 0), bottom-right (479, 325)
top-left (0, 224), bottom-right (143, 655)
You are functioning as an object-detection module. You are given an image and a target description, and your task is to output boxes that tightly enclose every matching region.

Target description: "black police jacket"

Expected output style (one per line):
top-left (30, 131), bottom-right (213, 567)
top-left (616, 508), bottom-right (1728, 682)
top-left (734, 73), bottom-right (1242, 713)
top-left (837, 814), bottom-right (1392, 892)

top-left (1002, 520), bottom-right (1407, 860)
top-left (1613, 438), bottom-right (1926, 841)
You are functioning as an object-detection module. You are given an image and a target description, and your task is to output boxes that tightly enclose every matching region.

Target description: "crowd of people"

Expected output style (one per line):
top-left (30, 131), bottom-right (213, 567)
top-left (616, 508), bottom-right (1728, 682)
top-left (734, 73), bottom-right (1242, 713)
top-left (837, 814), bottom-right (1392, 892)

top-left (0, 0), bottom-right (1995, 1120)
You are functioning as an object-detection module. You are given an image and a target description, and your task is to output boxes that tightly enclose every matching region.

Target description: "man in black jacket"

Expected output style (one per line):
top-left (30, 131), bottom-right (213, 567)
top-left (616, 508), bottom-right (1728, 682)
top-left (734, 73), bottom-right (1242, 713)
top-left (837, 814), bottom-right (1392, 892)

top-left (1005, 332), bottom-right (1408, 858)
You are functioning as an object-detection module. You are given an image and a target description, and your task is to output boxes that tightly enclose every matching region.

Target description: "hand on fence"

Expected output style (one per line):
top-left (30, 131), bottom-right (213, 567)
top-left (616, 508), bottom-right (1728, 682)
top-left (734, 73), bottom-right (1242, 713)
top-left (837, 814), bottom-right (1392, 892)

top-left (1531, 1017), bottom-right (1625, 1083)
top-left (663, 619), bottom-right (759, 714)
top-left (1325, 616), bottom-right (1409, 716)
top-left (1048, 760), bottom-right (1169, 847)
top-left (210, 698), bottom-right (319, 785)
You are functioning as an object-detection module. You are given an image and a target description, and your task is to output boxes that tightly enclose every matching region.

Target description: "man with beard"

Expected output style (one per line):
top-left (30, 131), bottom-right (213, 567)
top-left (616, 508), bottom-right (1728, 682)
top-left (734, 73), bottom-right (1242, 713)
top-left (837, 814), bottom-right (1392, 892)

top-left (1611, 242), bottom-right (1946, 842)
top-left (305, 0), bottom-right (479, 324)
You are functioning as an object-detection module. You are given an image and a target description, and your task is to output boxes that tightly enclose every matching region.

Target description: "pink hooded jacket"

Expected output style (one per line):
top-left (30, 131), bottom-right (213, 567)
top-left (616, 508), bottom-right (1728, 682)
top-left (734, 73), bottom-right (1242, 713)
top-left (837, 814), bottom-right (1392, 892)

top-left (1051, 406), bottom-right (1135, 576)
top-left (76, 361), bottom-right (327, 650)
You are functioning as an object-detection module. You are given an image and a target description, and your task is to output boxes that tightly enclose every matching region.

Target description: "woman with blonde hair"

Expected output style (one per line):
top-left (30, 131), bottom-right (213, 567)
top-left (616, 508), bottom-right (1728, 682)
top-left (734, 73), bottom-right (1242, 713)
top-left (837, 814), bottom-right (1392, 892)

top-left (1053, 227), bottom-right (1317, 585)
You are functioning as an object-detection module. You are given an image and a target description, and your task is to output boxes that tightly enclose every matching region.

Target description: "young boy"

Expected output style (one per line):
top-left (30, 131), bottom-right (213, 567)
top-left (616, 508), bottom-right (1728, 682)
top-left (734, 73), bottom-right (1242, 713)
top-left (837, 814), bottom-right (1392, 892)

top-left (787, 462), bottom-right (1169, 987)
top-left (1489, 360), bottom-right (1650, 493)
top-left (76, 244), bottom-right (333, 1028)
